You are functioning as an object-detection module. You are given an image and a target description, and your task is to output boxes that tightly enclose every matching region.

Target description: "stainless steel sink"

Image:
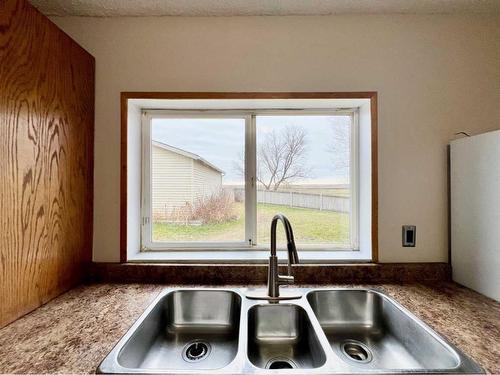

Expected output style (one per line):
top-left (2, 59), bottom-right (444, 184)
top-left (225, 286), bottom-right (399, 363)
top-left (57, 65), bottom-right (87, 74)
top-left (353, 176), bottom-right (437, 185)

top-left (247, 304), bottom-right (326, 369)
top-left (109, 290), bottom-right (241, 371)
top-left (307, 289), bottom-right (462, 370)
top-left (98, 288), bottom-right (484, 374)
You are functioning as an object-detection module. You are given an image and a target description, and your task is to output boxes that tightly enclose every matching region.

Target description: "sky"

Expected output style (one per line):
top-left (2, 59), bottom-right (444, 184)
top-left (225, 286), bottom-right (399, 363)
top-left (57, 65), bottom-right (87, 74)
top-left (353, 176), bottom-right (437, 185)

top-left (152, 115), bottom-right (351, 185)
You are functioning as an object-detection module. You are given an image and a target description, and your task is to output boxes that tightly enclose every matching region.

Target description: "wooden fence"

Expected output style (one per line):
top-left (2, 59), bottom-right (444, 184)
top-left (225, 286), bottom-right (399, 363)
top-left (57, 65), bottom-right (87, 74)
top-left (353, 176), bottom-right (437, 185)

top-left (233, 188), bottom-right (350, 213)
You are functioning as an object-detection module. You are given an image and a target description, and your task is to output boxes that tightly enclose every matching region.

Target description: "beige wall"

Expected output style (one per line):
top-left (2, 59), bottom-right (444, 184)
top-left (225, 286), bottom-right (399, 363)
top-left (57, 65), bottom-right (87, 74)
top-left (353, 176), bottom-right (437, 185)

top-left (51, 15), bottom-right (500, 263)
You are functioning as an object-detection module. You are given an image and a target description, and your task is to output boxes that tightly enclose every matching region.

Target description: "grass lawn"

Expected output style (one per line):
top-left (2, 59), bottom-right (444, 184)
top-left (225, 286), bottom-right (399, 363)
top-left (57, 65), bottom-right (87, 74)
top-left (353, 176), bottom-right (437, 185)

top-left (153, 203), bottom-right (349, 246)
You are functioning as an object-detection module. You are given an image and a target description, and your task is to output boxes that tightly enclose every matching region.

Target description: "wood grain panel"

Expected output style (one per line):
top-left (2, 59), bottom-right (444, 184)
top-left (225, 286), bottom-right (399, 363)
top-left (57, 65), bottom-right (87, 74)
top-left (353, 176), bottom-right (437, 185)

top-left (0, 0), bottom-right (94, 328)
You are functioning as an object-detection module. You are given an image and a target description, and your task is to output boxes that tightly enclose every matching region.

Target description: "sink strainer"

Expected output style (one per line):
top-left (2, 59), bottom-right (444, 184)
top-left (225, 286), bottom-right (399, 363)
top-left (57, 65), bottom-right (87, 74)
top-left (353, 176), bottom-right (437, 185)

top-left (182, 341), bottom-right (211, 362)
top-left (340, 340), bottom-right (373, 363)
top-left (266, 357), bottom-right (297, 369)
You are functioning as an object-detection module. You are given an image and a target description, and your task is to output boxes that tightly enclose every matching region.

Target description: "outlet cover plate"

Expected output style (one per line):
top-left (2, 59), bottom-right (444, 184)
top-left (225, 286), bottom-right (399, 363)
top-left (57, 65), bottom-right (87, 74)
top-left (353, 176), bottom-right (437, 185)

top-left (402, 225), bottom-right (416, 247)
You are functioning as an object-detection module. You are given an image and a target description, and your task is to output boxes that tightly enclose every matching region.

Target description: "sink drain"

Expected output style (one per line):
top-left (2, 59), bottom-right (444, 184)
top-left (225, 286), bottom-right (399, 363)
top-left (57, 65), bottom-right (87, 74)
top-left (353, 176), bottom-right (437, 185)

top-left (340, 340), bottom-right (373, 363)
top-left (182, 341), bottom-right (211, 362)
top-left (266, 357), bottom-right (297, 369)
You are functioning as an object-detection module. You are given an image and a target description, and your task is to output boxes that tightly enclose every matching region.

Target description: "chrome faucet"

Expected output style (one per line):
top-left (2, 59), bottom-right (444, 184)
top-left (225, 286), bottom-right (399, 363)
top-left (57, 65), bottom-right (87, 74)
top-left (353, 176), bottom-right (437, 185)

top-left (268, 214), bottom-right (299, 298)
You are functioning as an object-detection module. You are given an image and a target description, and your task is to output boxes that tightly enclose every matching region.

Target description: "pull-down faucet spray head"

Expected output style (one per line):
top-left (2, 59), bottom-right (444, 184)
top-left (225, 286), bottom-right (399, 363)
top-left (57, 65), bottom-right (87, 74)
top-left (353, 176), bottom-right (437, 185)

top-left (268, 214), bottom-right (299, 298)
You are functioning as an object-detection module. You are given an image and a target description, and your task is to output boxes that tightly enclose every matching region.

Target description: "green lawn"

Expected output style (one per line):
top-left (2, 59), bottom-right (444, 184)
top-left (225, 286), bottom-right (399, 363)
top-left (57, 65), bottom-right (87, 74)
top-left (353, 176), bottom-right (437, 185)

top-left (152, 203), bottom-right (349, 246)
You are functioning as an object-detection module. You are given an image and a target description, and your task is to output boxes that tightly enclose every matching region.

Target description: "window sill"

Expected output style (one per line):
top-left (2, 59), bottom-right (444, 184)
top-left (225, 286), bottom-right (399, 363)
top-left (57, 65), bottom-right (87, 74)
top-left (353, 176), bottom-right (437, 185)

top-left (127, 249), bottom-right (372, 263)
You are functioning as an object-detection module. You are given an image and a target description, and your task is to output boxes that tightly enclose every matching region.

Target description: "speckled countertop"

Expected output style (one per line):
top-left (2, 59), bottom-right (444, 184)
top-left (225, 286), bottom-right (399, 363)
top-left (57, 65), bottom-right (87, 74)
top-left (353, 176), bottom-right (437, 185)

top-left (0, 282), bottom-right (498, 374)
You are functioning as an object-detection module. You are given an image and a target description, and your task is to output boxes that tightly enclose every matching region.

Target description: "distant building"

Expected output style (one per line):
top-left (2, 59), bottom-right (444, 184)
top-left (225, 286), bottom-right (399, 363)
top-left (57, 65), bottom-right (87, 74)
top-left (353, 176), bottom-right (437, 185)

top-left (151, 141), bottom-right (223, 217)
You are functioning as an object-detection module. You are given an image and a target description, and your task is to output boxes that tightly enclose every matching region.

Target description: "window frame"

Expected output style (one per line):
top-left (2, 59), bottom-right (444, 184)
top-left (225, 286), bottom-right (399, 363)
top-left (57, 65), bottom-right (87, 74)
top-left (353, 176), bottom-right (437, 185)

top-left (140, 108), bottom-right (359, 252)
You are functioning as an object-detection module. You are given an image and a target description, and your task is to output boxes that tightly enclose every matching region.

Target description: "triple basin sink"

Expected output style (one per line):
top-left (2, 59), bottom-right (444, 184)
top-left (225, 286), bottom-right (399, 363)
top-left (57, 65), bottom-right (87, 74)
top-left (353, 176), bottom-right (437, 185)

top-left (98, 288), bottom-right (483, 374)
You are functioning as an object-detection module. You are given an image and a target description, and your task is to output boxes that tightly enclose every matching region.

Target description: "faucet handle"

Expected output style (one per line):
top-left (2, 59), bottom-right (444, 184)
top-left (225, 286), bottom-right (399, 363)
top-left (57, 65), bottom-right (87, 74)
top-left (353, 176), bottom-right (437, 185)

top-left (278, 274), bottom-right (295, 285)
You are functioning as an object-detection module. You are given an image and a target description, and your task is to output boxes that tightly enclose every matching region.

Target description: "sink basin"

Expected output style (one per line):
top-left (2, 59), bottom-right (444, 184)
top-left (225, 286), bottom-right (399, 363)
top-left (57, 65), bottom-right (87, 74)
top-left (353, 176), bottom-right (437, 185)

top-left (307, 289), bottom-right (466, 371)
top-left (98, 287), bottom-right (483, 374)
top-left (115, 290), bottom-right (241, 371)
top-left (247, 304), bottom-right (326, 369)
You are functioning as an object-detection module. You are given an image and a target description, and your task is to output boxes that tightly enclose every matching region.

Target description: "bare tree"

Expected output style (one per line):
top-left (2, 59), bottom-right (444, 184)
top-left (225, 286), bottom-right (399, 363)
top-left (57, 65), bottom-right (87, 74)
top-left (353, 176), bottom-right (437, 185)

top-left (234, 126), bottom-right (310, 190)
top-left (328, 120), bottom-right (350, 177)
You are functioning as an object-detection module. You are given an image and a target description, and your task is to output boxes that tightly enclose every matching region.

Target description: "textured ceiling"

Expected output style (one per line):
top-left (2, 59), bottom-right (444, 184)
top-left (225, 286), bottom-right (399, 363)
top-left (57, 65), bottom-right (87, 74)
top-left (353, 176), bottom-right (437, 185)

top-left (30, 0), bottom-right (500, 17)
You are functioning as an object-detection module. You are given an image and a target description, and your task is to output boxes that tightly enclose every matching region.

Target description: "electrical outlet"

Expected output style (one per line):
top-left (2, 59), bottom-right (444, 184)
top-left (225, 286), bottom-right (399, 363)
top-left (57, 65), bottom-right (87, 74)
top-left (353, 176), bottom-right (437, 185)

top-left (402, 225), bottom-right (416, 247)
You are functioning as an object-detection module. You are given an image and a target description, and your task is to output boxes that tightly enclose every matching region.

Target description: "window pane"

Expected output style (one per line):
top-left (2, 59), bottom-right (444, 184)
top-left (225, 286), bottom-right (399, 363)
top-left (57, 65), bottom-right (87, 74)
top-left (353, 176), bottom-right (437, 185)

top-left (255, 115), bottom-right (352, 249)
top-left (150, 118), bottom-right (245, 243)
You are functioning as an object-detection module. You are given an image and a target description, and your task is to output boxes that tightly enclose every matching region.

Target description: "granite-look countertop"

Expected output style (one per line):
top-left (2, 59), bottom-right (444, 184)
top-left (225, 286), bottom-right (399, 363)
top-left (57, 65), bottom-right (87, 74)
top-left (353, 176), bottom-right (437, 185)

top-left (0, 282), bottom-right (498, 374)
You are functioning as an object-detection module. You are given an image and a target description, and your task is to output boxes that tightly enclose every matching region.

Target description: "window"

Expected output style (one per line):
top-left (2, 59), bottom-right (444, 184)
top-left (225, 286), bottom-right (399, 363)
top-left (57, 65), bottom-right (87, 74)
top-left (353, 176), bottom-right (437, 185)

top-left (142, 115), bottom-right (249, 249)
top-left (141, 110), bottom-right (359, 252)
top-left (255, 114), bottom-right (358, 250)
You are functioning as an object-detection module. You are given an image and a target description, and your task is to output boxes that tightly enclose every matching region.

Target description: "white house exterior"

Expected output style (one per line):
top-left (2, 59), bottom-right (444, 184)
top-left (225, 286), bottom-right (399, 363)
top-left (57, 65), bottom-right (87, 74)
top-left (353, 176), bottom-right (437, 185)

top-left (151, 141), bottom-right (223, 218)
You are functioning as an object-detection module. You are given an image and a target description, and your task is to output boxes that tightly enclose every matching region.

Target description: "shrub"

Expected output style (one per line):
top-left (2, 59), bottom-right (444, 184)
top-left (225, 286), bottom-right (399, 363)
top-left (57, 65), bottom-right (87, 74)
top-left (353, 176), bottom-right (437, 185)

top-left (233, 188), bottom-right (245, 203)
top-left (191, 189), bottom-right (238, 224)
top-left (169, 204), bottom-right (193, 224)
top-left (153, 189), bottom-right (238, 225)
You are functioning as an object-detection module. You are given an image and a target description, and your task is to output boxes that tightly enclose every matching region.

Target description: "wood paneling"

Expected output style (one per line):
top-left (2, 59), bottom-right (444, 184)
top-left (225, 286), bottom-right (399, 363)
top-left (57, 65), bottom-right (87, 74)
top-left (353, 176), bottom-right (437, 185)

top-left (0, 0), bottom-right (94, 328)
top-left (120, 92), bottom-right (377, 262)
top-left (120, 94), bottom-right (128, 262)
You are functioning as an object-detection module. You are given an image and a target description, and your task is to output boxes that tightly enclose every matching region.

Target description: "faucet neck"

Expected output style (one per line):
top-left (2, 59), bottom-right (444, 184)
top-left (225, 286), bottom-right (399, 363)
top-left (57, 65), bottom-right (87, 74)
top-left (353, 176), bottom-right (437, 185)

top-left (270, 214), bottom-right (295, 258)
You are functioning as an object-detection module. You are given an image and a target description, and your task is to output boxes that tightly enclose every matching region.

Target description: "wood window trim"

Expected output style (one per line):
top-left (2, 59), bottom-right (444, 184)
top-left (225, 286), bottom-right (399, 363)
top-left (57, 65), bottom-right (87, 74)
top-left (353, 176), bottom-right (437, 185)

top-left (120, 92), bottom-right (378, 263)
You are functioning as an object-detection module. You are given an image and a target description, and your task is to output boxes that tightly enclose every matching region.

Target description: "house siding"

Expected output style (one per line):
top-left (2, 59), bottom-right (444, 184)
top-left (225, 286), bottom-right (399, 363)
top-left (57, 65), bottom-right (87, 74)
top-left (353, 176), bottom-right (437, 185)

top-left (151, 145), bottom-right (222, 219)
top-left (151, 145), bottom-right (192, 218)
top-left (192, 160), bottom-right (223, 201)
